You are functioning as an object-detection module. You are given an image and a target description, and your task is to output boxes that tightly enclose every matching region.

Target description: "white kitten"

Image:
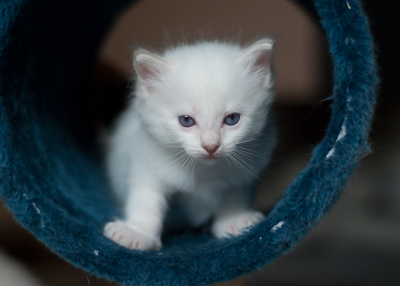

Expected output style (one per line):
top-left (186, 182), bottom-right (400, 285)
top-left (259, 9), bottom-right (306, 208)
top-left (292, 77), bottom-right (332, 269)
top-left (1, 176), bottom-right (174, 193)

top-left (104, 39), bottom-right (277, 250)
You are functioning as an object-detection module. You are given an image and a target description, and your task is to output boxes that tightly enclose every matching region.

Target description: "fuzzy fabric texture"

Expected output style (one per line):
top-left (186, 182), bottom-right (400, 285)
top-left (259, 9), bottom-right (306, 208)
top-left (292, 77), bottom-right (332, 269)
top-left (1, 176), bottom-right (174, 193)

top-left (0, 0), bottom-right (378, 285)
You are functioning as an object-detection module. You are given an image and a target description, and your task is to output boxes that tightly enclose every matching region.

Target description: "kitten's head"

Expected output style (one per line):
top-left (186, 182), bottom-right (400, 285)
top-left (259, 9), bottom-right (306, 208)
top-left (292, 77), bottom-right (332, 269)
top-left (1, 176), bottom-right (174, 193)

top-left (133, 39), bottom-right (274, 163)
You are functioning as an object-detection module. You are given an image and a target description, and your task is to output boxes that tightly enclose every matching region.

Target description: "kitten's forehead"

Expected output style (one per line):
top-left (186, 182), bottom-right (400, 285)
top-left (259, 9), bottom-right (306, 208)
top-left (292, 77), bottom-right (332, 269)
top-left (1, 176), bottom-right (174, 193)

top-left (164, 43), bottom-right (242, 107)
top-left (164, 41), bottom-right (241, 61)
top-left (194, 99), bottom-right (226, 122)
top-left (165, 43), bottom-right (240, 79)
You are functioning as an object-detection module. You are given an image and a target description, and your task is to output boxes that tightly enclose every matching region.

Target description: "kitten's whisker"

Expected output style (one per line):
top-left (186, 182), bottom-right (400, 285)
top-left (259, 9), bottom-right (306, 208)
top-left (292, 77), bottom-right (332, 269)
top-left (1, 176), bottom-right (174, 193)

top-left (159, 145), bottom-right (184, 149)
top-left (235, 146), bottom-right (268, 161)
top-left (231, 152), bottom-right (254, 170)
top-left (181, 153), bottom-right (193, 169)
top-left (235, 154), bottom-right (266, 169)
top-left (224, 156), bottom-right (233, 167)
top-left (169, 152), bottom-right (189, 168)
top-left (178, 153), bottom-right (187, 168)
top-left (186, 155), bottom-right (194, 170)
top-left (234, 150), bottom-right (253, 160)
top-left (188, 156), bottom-right (195, 169)
top-left (230, 152), bottom-right (262, 180)
top-left (236, 146), bottom-right (262, 156)
top-left (228, 153), bottom-right (244, 171)
top-left (236, 139), bottom-right (256, 145)
top-left (189, 157), bottom-right (198, 193)
top-left (157, 150), bottom-right (186, 166)
top-left (226, 154), bottom-right (238, 170)
top-left (235, 145), bottom-right (265, 155)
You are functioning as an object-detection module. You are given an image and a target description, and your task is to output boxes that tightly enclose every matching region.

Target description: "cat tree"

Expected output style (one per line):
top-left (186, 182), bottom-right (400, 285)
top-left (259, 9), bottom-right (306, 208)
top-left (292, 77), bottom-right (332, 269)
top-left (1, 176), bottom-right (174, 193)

top-left (0, 0), bottom-right (378, 285)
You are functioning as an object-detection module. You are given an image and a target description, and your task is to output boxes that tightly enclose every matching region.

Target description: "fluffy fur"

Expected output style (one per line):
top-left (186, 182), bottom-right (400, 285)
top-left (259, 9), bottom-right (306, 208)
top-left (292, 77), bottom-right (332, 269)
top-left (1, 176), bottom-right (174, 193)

top-left (104, 39), bottom-right (277, 250)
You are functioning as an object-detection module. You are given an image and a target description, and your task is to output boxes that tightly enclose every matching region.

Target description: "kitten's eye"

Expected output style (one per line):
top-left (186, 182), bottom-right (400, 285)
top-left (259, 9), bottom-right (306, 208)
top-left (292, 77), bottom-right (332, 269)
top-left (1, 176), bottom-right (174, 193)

top-left (224, 113), bottom-right (240, 126)
top-left (178, 115), bottom-right (195, 127)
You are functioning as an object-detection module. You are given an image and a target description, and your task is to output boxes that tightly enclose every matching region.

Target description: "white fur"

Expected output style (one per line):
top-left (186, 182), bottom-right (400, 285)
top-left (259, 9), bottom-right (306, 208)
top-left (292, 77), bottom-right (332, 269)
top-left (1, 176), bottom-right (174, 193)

top-left (104, 39), bottom-right (277, 250)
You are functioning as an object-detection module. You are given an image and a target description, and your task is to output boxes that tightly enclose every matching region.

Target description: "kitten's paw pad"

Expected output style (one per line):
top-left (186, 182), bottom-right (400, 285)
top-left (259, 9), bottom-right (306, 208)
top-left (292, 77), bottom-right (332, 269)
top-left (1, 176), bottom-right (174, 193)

top-left (212, 211), bottom-right (265, 239)
top-left (104, 220), bottom-right (161, 250)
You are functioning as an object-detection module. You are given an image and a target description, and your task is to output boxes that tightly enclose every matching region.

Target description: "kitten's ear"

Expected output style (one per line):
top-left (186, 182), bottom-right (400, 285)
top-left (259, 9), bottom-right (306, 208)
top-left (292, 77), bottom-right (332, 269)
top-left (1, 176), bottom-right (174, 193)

top-left (133, 49), bottom-right (170, 96)
top-left (236, 38), bottom-right (274, 88)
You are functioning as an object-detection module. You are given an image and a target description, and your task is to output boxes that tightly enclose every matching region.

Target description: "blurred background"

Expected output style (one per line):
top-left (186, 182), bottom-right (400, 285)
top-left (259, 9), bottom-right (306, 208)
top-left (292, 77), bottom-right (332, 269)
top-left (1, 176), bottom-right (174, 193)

top-left (1, 0), bottom-right (399, 285)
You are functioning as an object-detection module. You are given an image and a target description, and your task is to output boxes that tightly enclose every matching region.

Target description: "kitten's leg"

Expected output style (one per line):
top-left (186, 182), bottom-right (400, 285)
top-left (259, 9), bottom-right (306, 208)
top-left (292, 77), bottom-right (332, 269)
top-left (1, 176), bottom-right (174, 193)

top-left (104, 180), bottom-right (167, 250)
top-left (211, 187), bottom-right (264, 239)
top-left (211, 210), bottom-right (264, 238)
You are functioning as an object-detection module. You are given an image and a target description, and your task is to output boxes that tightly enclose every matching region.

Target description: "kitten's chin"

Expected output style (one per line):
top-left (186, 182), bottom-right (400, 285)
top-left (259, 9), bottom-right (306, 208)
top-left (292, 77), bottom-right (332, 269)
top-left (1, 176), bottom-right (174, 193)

top-left (198, 154), bottom-right (221, 165)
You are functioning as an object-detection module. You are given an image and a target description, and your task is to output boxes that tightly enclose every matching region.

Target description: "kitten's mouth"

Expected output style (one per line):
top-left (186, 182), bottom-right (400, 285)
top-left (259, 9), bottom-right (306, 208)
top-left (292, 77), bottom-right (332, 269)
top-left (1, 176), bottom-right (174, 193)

top-left (191, 151), bottom-right (226, 163)
top-left (203, 155), bottom-right (217, 160)
top-left (199, 154), bottom-right (222, 162)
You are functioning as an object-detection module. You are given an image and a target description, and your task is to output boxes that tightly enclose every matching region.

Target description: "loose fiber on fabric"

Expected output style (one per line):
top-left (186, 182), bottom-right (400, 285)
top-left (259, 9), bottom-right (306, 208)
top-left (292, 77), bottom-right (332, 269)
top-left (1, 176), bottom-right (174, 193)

top-left (0, 0), bottom-right (378, 285)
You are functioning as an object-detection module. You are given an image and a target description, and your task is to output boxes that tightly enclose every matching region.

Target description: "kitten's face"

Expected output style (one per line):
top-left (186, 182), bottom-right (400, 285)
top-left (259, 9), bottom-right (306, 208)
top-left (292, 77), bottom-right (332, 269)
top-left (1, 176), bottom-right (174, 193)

top-left (134, 40), bottom-right (274, 163)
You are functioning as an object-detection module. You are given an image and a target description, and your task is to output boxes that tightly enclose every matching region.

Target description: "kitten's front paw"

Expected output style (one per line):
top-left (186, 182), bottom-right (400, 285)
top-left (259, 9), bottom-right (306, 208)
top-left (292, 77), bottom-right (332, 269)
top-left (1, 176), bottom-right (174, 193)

top-left (104, 220), bottom-right (161, 250)
top-left (211, 211), bottom-right (265, 239)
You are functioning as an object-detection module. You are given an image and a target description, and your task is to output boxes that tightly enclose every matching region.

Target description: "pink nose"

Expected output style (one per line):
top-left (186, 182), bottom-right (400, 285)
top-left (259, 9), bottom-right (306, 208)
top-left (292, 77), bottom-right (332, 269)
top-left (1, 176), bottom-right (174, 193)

top-left (202, 144), bottom-right (220, 155)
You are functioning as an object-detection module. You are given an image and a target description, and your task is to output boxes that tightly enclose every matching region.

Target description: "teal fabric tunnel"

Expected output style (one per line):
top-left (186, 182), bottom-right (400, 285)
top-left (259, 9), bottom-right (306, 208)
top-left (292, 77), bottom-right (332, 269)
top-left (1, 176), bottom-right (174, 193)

top-left (0, 0), bottom-right (378, 285)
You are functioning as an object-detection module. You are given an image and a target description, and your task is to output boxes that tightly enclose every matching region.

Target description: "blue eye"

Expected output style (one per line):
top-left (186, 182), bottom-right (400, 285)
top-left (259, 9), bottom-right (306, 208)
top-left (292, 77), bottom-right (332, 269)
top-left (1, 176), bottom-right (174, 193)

top-left (178, 115), bottom-right (195, 127)
top-left (224, 113), bottom-right (240, 126)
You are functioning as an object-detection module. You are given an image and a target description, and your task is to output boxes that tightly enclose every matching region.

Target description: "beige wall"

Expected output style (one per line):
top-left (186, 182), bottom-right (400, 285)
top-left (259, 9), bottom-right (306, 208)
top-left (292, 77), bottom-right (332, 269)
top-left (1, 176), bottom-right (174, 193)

top-left (100, 0), bottom-right (328, 104)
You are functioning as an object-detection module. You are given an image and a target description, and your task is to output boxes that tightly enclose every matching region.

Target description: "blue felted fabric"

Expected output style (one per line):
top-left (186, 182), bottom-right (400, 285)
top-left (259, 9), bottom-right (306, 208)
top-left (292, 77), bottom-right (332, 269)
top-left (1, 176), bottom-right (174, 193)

top-left (0, 0), bottom-right (378, 285)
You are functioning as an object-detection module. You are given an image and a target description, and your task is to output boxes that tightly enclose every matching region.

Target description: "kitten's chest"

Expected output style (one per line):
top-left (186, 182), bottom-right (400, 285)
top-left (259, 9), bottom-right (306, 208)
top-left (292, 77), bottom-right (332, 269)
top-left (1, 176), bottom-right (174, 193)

top-left (157, 158), bottom-right (251, 193)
